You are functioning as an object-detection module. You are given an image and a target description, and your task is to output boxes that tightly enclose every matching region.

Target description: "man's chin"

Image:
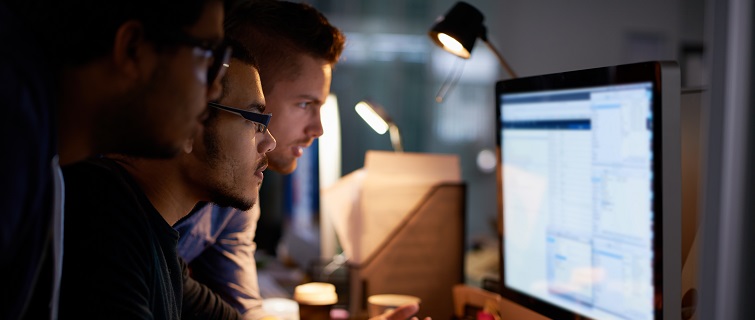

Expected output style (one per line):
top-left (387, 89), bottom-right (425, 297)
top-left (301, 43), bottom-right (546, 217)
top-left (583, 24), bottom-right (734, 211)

top-left (211, 192), bottom-right (255, 211)
top-left (269, 157), bottom-right (297, 175)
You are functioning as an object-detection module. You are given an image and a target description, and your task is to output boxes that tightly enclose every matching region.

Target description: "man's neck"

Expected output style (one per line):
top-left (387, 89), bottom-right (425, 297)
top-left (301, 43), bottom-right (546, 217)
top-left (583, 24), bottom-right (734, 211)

top-left (57, 67), bottom-right (99, 165)
top-left (115, 157), bottom-right (199, 226)
top-left (57, 61), bottom-right (126, 165)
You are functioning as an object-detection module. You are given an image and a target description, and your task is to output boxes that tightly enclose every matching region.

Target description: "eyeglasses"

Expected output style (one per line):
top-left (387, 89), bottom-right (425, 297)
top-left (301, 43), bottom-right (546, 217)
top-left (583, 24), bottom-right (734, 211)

top-left (163, 32), bottom-right (232, 85)
top-left (208, 102), bottom-right (271, 133)
top-left (206, 43), bottom-right (232, 86)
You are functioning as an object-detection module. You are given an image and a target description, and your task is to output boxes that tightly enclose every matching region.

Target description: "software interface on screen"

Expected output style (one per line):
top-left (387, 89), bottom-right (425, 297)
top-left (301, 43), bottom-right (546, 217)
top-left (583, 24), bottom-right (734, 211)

top-left (500, 82), bottom-right (654, 320)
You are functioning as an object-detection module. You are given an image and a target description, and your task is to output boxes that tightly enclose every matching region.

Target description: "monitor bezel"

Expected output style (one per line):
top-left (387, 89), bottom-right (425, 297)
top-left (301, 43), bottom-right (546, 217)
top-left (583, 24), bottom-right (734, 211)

top-left (495, 60), bottom-right (681, 320)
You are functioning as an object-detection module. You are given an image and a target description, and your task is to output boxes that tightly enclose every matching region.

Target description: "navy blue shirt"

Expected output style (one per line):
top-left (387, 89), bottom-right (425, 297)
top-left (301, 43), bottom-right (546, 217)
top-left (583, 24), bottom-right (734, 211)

top-left (0, 3), bottom-right (58, 319)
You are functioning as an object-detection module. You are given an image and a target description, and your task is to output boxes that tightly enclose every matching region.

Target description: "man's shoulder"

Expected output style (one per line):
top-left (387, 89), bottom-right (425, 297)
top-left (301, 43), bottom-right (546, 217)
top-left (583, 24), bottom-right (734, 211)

top-left (0, 3), bottom-right (56, 159)
top-left (175, 203), bottom-right (257, 261)
top-left (63, 158), bottom-right (131, 192)
top-left (63, 158), bottom-right (152, 229)
top-left (1, 3), bottom-right (53, 106)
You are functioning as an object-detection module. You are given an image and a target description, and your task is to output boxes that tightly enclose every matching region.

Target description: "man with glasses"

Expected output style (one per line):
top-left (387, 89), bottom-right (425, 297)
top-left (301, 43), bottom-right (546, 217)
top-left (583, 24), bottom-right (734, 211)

top-left (58, 44), bottom-right (275, 318)
top-left (174, 1), bottom-right (342, 319)
top-left (175, 1), bottom-right (423, 320)
top-left (1, 0), bottom-right (229, 318)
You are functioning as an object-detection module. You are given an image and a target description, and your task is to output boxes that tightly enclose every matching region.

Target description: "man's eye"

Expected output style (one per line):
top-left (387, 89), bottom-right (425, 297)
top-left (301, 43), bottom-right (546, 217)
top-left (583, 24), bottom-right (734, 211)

top-left (297, 102), bottom-right (311, 109)
top-left (245, 121), bottom-right (263, 132)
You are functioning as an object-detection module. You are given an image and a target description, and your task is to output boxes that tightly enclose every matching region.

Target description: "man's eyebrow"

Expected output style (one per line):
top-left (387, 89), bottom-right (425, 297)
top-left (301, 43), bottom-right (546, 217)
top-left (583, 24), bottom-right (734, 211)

top-left (247, 103), bottom-right (266, 113)
top-left (298, 94), bottom-right (323, 106)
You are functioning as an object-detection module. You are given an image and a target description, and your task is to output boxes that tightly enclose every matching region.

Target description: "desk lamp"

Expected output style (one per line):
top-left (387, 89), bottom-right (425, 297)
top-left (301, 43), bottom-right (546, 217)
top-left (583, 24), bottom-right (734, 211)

top-left (355, 100), bottom-right (403, 152)
top-left (428, 1), bottom-right (517, 79)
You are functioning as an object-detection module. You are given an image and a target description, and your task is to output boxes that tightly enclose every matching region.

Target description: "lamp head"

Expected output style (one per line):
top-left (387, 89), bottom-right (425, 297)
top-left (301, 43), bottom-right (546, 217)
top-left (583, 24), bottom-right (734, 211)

top-left (355, 100), bottom-right (404, 152)
top-left (428, 1), bottom-right (486, 59)
top-left (355, 100), bottom-right (391, 135)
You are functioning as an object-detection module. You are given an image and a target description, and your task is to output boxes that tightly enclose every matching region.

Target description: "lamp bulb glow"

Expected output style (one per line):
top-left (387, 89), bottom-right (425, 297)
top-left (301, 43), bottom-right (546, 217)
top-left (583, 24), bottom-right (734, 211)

top-left (438, 33), bottom-right (470, 58)
top-left (355, 101), bottom-right (389, 134)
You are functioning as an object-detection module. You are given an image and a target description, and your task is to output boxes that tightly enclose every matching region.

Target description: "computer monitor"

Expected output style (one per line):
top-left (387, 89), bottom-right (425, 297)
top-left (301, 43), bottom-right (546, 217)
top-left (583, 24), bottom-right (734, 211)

top-left (496, 61), bottom-right (681, 320)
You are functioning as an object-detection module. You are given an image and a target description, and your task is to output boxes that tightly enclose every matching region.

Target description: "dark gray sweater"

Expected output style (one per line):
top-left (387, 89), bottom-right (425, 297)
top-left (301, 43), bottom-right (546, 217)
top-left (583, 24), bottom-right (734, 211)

top-left (60, 158), bottom-right (241, 320)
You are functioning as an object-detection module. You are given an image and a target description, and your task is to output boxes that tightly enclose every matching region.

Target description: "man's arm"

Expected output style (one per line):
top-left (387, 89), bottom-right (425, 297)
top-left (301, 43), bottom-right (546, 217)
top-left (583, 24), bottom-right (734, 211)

top-left (181, 258), bottom-right (243, 320)
top-left (0, 8), bottom-right (56, 318)
top-left (186, 205), bottom-right (267, 320)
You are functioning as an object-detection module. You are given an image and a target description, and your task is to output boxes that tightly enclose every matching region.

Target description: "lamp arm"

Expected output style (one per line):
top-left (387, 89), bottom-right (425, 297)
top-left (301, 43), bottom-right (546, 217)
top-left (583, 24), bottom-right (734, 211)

top-left (388, 124), bottom-right (404, 153)
top-left (482, 39), bottom-right (518, 79)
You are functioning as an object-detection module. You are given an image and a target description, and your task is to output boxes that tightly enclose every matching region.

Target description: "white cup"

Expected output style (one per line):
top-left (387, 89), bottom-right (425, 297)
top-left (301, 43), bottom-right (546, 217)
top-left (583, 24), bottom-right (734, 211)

top-left (367, 294), bottom-right (421, 318)
top-left (262, 298), bottom-right (299, 320)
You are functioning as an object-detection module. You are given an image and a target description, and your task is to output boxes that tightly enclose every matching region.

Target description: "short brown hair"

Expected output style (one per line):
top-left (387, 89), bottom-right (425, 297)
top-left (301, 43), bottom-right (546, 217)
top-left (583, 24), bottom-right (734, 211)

top-left (223, 0), bottom-right (345, 93)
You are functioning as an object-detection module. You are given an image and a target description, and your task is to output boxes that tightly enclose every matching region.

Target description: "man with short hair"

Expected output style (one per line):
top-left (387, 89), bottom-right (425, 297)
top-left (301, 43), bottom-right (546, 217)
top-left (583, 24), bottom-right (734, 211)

top-left (176, 1), bottom-right (425, 318)
top-left (174, 1), bottom-right (343, 318)
top-left (0, 0), bottom-right (228, 318)
top-left (59, 49), bottom-right (275, 318)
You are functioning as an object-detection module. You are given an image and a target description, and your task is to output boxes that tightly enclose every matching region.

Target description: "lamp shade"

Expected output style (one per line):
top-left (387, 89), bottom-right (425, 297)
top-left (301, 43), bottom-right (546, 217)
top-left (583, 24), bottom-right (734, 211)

top-left (428, 1), bottom-right (485, 59)
top-left (354, 100), bottom-right (404, 152)
top-left (355, 101), bottom-right (389, 135)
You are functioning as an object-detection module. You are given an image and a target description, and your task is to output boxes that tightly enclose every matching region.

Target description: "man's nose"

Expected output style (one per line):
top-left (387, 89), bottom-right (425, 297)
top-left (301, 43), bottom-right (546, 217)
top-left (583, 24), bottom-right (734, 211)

top-left (261, 129), bottom-right (277, 153)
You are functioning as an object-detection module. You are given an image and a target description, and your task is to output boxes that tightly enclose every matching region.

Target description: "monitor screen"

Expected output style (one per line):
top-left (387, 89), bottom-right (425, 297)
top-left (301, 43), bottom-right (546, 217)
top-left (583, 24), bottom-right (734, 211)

top-left (496, 61), bottom-right (681, 320)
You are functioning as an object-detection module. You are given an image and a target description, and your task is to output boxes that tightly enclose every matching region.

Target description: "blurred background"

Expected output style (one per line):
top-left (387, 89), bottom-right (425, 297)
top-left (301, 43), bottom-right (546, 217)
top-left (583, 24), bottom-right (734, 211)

top-left (256, 0), bottom-right (706, 289)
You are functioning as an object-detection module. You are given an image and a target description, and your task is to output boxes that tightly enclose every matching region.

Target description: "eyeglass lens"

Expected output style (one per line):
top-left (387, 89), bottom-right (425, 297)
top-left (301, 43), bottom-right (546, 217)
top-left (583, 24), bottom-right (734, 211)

top-left (207, 45), bottom-right (232, 85)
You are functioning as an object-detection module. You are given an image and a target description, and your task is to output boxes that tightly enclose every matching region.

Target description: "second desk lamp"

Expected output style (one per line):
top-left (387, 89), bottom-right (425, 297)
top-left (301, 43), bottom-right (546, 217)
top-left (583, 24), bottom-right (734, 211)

top-left (354, 100), bottom-right (403, 153)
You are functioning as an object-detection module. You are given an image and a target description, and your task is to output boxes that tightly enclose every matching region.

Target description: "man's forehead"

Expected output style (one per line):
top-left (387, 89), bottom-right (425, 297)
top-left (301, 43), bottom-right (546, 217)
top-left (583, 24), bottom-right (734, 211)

top-left (224, 62), bottom-right (265, 111)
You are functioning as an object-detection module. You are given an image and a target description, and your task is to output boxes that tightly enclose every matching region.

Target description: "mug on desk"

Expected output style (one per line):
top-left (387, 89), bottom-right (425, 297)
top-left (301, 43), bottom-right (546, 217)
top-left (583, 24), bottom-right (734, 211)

top-left (293, 282), bottom-right (338, 320)
top-left (367, 294), bottom-right (421, 318)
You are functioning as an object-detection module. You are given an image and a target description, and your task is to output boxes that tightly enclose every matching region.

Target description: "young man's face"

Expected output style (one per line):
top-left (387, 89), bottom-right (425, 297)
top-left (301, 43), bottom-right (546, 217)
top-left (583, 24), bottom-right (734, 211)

top-left (264, 54), bottom-right (332, 174)
top-left (186, 60), bottom-right (276, 210)
top-left (110, 0), bottom-right (225, 158)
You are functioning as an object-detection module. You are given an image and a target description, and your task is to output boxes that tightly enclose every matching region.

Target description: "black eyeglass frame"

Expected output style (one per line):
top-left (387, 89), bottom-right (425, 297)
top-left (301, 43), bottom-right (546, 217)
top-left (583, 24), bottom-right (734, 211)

top-left (206, 43), bottom-right (232, 86)
top-left (208, 102), bottom-right (271, 133)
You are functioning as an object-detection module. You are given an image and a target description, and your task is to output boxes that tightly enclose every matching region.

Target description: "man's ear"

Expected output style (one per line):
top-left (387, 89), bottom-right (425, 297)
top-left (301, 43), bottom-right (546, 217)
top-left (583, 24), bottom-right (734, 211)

top-left (111, 20), bottom-right (152, 80)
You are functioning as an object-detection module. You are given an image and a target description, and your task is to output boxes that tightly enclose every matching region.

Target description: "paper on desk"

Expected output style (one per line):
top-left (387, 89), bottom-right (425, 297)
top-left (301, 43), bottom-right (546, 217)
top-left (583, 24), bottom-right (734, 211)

top-left (321, 150), bottom-right (460, 265)
top-left (321, 168), bottom-right (366, 264)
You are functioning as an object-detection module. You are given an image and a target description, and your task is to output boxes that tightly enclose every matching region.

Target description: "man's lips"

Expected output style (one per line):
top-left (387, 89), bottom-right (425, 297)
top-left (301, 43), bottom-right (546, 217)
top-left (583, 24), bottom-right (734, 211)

top-left (291, 140), bottom-right (314, 157)
top-left (255, 157), bottom-right (268, 177)
top-left (292, 146), bottom-right (304, 157)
